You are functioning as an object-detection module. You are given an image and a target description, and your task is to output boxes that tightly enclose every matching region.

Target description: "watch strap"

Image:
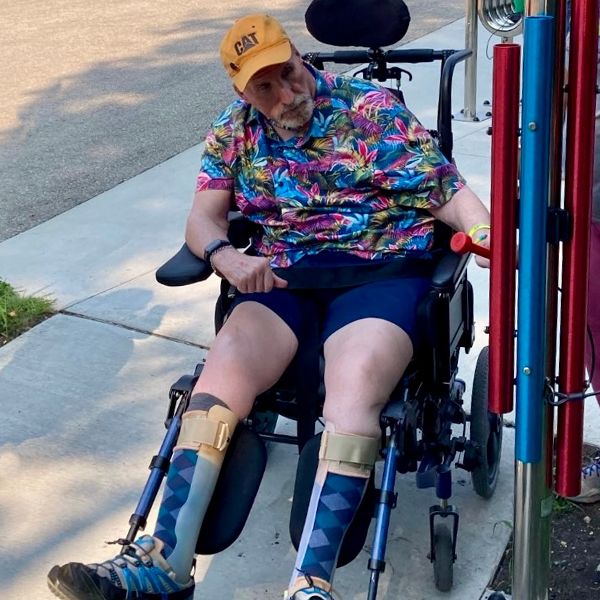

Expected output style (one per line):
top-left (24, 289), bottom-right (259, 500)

top-left (204, 239), bottom-right (232, 263)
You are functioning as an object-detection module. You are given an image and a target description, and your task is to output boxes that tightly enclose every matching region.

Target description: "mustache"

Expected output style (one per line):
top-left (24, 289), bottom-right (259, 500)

top-left (283, 94), bottom-right (312, 112)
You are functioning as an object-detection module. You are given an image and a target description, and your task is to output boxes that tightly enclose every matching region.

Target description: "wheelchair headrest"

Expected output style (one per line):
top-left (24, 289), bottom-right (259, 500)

top-left (305, 0), bottom-right (410, 48)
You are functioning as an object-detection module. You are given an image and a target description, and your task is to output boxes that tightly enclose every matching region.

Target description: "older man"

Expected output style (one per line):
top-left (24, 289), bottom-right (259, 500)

top-left (48, 14), bottom-right (490, 600)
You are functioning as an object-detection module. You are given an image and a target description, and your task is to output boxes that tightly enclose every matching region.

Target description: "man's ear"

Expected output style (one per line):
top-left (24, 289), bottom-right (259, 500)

top-left (233, 84), bottom-right (246, 101)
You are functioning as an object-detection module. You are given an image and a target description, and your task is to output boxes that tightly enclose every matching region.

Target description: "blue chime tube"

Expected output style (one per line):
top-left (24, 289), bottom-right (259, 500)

top-left (515, 15), bottom-right (554, 463)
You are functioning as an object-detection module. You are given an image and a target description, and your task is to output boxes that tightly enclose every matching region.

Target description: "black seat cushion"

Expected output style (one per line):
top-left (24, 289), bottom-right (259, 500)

top-left (305, 0), bottom-right (411, 48)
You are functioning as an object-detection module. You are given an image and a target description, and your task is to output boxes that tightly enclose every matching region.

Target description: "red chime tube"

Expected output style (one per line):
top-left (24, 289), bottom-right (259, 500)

top-left (556, 0), bottom-right (599, 497)
top-left (489, 44), bottom-right (521, 414)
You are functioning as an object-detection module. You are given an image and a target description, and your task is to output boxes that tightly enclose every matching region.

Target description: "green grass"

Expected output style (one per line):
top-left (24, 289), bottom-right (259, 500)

top-left (552, 493), bottom-right (582, 516)
top-left (0, 280), bottom-right (54, 345)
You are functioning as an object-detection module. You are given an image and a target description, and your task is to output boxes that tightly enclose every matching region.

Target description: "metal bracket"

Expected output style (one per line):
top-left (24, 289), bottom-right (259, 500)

top-left (546, 207), bottom-right (572, 245)
top-left (165, 366), bottom-right (202, 427)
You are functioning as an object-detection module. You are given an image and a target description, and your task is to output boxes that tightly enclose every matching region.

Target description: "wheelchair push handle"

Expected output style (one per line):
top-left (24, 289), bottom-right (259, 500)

top-left (306, 48), bottom-right (437, 66)
top-left (450, 232), bottom-right (491, 259)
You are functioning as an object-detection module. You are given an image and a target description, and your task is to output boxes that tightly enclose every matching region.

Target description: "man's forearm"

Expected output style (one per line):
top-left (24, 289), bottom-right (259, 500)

top-left (184, 189), bottom-right (233, 259)
top-left (184, 209), bottom-right (230, 260)
top-left (430, 186), bottom-right (490, 233)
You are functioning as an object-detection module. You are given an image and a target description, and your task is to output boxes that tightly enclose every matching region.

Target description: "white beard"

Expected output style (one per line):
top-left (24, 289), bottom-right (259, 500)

top-left (276, 94), bottom-right (315, 129)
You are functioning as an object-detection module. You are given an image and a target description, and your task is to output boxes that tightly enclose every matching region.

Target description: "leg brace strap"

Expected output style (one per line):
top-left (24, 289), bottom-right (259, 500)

top-left (176, 405), bottom-right (238, 453)
top-left (319, 430), bottom-right (379, 477)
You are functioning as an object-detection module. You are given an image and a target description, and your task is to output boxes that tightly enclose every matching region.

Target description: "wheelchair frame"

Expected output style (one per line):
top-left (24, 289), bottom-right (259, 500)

top-left (129, 39), bottom-right (503, 600)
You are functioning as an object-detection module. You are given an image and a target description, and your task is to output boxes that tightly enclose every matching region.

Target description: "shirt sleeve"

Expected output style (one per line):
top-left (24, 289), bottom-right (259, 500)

top-left (196, 107), bottom-right (237, 193)
top-left (372, 99), bottom-right (466, 209)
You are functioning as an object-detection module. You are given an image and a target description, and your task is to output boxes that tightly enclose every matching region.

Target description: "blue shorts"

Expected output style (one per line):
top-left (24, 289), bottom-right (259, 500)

top-left (230, 267), bottom-right (431, 347)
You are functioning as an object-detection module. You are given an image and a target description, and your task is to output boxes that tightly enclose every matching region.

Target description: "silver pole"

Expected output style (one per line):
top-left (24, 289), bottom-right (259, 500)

top-left (513, 457), bottom-right (552, 599)
top-left (464, 0), bottom-right (478, 120)
top-left (513, 2), bottom-right (559, 599)
top-left (526, 0), bottom-right (550, 15)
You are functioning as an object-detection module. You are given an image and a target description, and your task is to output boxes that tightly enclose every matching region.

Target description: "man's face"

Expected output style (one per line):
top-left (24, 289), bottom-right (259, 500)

top-left (239, 51), bottom-right (316, 129)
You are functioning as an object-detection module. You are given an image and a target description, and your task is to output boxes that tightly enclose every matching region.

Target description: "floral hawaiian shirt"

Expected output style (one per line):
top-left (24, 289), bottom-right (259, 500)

top-left (196, 66), bottom-right (466, 268)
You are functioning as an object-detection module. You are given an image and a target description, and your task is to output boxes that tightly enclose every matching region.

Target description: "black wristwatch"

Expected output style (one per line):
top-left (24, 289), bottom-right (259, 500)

top-left (204, 239), bottom-right (232, 263)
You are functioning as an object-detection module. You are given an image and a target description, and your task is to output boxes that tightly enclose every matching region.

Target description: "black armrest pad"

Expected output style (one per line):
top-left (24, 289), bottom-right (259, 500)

top-left (430, 251), bottom-right (470, 291)
top-left (155, 243), bottom-right (212, 287)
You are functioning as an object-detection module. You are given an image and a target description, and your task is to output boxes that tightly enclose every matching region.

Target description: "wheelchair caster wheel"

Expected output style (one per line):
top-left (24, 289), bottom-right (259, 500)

top-left (469, 346), bottom-right (503, 499)
top-left (432, 523), bottom-right (454, 592)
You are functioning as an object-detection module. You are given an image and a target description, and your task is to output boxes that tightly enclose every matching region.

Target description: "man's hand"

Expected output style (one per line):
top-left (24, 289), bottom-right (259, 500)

top-left (211, 247), bottom-right (288, 293)
top-left (474, 234), bottom-right (490, 269)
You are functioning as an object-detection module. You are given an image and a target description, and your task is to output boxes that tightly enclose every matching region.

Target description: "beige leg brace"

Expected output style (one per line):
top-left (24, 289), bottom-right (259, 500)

top-left (156, 404), bottom-right (238, 581)
top-left (318, 429), bottom-right (380, 477)
top-left (175, 404), bottom-right (238, 463)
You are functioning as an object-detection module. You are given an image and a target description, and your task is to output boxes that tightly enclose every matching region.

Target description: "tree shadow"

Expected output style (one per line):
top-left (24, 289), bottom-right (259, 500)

top-left (0, 8), bottom-right (328, 242)
top-left (0, 287), bottom-right (187, 595)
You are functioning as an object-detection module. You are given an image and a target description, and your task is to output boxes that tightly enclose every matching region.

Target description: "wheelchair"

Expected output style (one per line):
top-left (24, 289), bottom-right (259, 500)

top-left (121, 1), bottom-right (503, 597)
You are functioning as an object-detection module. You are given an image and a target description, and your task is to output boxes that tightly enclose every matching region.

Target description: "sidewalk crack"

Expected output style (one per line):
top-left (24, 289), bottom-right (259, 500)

top-left (59, 309), bottom-right (210, 350)
top-left (62, 267), bottom-right (158, 311)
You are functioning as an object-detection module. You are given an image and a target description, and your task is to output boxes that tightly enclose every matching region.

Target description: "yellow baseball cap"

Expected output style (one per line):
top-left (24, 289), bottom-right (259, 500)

top-left (220, 14), bottom-right (292, 92)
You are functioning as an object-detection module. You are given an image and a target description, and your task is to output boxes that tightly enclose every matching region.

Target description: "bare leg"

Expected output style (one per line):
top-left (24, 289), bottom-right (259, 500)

top-left (154, 300), bottom-right (299, 577)
top-left (323, 317), bottom-right (414, 436)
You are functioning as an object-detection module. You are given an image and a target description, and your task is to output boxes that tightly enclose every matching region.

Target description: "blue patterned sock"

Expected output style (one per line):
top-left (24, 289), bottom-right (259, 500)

top-left (151, 399), bottom-right (238, 582)
top-left (154, 449), bottom-right (198, 555)
top-left (293, 466), bottom-right (368, 584)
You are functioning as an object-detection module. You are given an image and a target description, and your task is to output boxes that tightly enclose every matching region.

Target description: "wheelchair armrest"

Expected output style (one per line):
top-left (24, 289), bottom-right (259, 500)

top-left (430, 250), bottom-right (470, 292)
top-left (155, 243), bottom-right (212, 287)
top-left (155, 213), bottom-right (262, 287)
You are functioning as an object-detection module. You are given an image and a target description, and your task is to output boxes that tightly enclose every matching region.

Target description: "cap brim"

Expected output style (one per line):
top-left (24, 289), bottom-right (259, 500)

top-left (233, 40), bottom-right (292, 92)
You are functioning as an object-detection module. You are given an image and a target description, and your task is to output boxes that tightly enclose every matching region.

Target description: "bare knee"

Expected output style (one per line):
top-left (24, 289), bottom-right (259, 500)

top-left (193, 303), bottom-right (298, 419)
top-left (322, 320), bottom-right (414, 435)
top-left (322, 396), bottom-right (385, 437)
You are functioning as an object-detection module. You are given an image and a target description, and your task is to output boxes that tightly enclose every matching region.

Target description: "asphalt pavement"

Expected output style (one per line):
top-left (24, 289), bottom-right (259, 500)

top-left (1, 0), bottom-right (465, 242)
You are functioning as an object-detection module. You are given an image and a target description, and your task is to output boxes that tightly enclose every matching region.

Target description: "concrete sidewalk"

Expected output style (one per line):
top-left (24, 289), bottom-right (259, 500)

top-left (1, 17), bottom-right (598, 600)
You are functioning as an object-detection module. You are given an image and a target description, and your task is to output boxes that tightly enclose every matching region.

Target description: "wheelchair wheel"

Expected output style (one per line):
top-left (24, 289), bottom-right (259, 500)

top-left (469, 346), bottom-right (503, 499)
top-left (432, 523), bottom-right (454, 592)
